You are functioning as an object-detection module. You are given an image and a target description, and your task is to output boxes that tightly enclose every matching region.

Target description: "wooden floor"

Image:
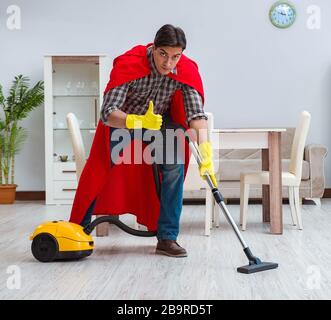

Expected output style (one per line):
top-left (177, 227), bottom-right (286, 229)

top-left (1, 199), bottom-right (331, 300)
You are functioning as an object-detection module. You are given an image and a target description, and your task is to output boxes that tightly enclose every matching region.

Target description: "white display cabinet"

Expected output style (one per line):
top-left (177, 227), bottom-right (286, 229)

top-left (44, 55), bottom-right (111, 204)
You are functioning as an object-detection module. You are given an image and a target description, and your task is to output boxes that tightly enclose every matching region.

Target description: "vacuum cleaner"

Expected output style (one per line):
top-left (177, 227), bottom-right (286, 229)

top-left (30, 138), bottom-right (278, 274)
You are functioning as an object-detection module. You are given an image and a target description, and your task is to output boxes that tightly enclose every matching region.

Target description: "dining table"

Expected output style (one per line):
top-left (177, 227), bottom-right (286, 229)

top-left (211, 128), bottom-right (287, 234)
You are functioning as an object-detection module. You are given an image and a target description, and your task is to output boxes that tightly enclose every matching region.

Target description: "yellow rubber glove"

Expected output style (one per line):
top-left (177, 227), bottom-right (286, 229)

top-left (126, 100), bottom-right (162, 130)
top-left (198, 141), bottom-right (217, 187)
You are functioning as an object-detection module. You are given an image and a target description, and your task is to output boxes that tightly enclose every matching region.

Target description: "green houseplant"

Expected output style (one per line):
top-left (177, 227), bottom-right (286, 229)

top-left (0, 75), bottom-right (44, 204)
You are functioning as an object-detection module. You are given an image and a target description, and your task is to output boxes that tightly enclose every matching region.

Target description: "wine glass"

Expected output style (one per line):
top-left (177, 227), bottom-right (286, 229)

top-left (76, 81), bottom-right (81, 94)
top-left (91, 81), bottom-right (98, 95)
top-left (80, 81), bottom-right (85, 95)
top-left (66, 81), bottom-right (72, 95)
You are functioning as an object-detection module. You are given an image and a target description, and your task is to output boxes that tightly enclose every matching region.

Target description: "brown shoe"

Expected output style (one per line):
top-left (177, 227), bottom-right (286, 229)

top-left (156, 240), bottom-right (187, 257)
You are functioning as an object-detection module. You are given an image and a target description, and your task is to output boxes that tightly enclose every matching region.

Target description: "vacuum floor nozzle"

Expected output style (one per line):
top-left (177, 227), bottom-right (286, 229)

top-left (237, 262), bottom-right (279, 274)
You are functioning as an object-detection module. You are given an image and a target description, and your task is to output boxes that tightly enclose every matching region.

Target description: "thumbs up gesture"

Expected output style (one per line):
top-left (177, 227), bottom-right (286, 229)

top-left (142, 101), bottom-right (163, 130)
top-left (125, 100), bottom-right (163, 130)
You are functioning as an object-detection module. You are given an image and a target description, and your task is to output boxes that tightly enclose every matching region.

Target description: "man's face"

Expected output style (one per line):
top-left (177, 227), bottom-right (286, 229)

top-left (152, 45), bottom-right (183, 75)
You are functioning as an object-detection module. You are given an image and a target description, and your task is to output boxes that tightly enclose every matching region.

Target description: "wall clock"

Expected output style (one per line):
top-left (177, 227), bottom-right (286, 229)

top-left (269, 2), bottom-right (296, 28)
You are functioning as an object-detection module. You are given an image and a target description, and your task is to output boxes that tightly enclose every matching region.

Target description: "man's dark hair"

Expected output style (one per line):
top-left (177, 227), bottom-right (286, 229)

top-left (154, 24), bottom-right (186, 50)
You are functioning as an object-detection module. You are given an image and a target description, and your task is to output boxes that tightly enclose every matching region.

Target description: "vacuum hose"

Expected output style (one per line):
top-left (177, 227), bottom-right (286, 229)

top-left (83, 162), bottom-right (160, 237)
top-left (83, 215), bottom-right (157, 237)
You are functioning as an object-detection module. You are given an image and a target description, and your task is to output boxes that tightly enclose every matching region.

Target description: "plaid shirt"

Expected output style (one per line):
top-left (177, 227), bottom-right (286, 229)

top-left (100, 46), bottom-right (207, 125)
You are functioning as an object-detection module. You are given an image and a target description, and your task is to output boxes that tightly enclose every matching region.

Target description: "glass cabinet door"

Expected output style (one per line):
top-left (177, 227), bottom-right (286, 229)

top-left (52, 58), bottom-right (100, 162)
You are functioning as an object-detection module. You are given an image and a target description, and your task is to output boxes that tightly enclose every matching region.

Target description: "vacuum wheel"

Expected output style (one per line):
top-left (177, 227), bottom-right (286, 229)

top-left (31, 233), bottom-right (59, 262)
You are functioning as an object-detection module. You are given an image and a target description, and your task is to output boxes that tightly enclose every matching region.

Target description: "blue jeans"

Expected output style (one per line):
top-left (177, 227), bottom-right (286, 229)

top-left (156, 163), bottom-right (184, 240)
top-left (81, 115), bottom-right (185, 241)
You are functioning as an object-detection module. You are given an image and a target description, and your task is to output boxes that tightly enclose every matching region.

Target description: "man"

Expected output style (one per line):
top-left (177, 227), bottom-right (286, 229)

top-left (69, 24), bottom-right (216, 258)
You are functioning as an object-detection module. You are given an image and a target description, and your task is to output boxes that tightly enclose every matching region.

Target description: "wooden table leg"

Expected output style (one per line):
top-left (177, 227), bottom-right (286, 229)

top-left (268, 132), bottom-right (283, 234)
top-left (262, 149), bottom-right (270, 223)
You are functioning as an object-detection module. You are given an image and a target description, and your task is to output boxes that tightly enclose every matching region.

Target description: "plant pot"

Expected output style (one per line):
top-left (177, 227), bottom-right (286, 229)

top-left (0, 184), bottom-right (18, 204)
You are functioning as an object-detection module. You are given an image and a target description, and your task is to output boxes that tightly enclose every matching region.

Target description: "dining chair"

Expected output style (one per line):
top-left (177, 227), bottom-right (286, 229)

top-left (239, 111), bottom-right (311, 230)
top-left (66, 113), bottom-right (108, 236)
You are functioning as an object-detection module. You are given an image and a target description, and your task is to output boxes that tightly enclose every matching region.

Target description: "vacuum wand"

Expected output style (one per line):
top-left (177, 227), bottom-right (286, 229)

top-left (188, 138), bottom-right (278, 274)
top-left (189, 140), bottom-right (247, 248)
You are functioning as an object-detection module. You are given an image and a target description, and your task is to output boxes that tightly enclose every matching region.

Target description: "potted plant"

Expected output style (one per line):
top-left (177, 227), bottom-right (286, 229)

top-left (0, 75), bottom-right (44, 204)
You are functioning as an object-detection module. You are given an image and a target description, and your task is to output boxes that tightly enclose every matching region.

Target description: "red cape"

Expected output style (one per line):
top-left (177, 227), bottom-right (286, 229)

top-left (69, 44), bottom-right (204, 230)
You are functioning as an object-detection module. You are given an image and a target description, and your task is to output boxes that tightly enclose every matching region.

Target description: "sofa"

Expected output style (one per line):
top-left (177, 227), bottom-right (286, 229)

top-left (183, 122), bottom-right (328, 204)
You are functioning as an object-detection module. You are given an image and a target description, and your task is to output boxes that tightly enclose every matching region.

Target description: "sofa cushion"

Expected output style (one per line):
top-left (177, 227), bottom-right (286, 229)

top-left (216, 159), bottom-right (310, 181)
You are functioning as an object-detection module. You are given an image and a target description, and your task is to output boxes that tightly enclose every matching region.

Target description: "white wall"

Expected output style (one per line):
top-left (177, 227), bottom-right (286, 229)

top-left (0, 0), bottom-right (330, 190)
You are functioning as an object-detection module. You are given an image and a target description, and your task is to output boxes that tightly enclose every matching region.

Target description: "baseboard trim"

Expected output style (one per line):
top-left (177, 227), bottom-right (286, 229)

top-left (183, 199), bottom-right (205, 205)
top-left (15, 191), bottom-right (45, 201)
top-left (322, 188), bottom-right (331, 198)
top-left (14, 189), bottom-right (331, 202)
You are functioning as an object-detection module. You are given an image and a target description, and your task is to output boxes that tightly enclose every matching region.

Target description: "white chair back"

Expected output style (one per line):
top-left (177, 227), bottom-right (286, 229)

top-left (288, 111), bottom-right (311, 182)
top-left (183, 111), bottom-right (214, 191)
top-left (66, 113), bottom-right (86, 181)
top-left (206, 111), bottom-right (214, 142)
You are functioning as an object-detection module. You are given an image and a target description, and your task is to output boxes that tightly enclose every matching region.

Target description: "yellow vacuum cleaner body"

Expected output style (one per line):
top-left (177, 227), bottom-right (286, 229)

top-left (30, 221), bottom-right (94, 262)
